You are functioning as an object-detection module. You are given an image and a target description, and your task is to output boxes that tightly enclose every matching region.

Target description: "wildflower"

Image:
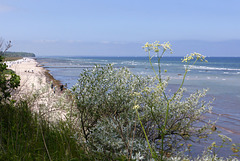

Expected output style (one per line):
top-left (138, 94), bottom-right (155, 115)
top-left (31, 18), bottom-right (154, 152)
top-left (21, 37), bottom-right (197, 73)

top-left (211, 142), bottom-right (216, 147)
top-left (187, 144), bottom-right (192, 147)
top-left (182, 52), bottom-right (207, 63)
top-left (218, 134), bottom-right (232, 142)
top-left (144, 42), bottom-right (149, 48)
top-left (162, 41), bottom-right (172, 50)
top-left (133, 105), bottom-right (140, 110)
top-left (153, 46), bottom-right (159, 52)
top-left (133, 92), bottom-right (141, 96)
top-left (231, 147), bottom-right (239, 153)
top-left (143, 41), bottom-right (172, 54)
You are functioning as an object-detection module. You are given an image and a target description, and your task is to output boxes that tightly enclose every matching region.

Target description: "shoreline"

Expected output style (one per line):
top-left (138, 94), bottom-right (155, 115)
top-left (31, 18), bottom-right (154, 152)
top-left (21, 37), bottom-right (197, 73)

top-left (7, 57), bottom-right (63, 93)
top-left (7, 57), bottom-right (71, 122)
top-left (35, 57), bottom-right (67, 90)
top-left (36, 58), bottom-right (63, 88)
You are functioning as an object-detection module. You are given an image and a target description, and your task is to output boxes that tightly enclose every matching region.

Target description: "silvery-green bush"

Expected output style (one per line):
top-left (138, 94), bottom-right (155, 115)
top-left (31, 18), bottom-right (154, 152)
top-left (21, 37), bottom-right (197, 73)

top-left (71, 63), bottom-right (213, 160)
top-left (71, 64), bottom-right (154, 159)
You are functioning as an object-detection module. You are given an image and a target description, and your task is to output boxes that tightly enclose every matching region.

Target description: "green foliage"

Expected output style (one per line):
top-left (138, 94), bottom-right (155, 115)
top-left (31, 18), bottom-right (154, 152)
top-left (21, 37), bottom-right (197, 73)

top-left (3, 51), bottom-right (35, 57)
top-left (0, 40), bottom-right (20, 103)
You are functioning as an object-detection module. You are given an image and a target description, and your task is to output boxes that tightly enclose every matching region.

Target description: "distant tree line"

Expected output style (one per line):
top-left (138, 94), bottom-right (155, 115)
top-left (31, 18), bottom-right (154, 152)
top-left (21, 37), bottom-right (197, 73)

top-left (2, 51), bottom-right (35, 57)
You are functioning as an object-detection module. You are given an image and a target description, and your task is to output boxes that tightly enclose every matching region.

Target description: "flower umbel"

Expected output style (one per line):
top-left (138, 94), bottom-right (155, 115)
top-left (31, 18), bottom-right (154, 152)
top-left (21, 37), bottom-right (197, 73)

top-left (133, 105), bottom-right (140, 110)
top-left (182, 52), bottom-right (208, 63)
top-left (143, 41), bottom-right (172, 54)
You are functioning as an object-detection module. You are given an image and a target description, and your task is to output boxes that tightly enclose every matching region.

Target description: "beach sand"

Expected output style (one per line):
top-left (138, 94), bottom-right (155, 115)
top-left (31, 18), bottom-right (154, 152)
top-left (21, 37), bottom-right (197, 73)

top-left (8, 58), bottom-right (47, 93)
top-left (7, 58), bottom-right (73, 122)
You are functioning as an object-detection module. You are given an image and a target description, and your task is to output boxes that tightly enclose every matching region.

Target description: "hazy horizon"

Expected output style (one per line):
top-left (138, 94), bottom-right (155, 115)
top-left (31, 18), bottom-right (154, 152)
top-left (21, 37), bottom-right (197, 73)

top-left (1, 0), bottom-right (240, 57)
top-left (8, 39), bottom-right (240, 57)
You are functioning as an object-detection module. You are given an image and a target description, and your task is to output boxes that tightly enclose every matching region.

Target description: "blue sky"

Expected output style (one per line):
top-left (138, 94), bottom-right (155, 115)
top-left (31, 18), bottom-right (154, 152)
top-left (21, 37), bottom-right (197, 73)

top-left (0, 0), bottom-right (240, 56)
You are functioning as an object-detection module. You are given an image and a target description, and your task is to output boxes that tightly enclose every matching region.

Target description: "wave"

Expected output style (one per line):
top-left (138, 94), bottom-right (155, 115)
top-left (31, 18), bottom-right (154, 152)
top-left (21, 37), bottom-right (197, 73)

top-left (154, 63), bottom-right (173, 66)
top-left (45, 65), bottom-right (94, 68)
top-left (120, 61), bottom-right (146, 66)
top-left (120, 61), bottom-right (135, 65)
top-left (187, 65), bottom-right (240, 71)
top-left (203, 112), bottom-right (240, 135)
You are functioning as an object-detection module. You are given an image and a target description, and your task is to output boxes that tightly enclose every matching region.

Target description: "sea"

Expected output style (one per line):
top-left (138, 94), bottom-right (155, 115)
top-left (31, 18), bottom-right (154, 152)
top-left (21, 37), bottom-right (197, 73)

top-left (37, 56), bottom-right (240, 157)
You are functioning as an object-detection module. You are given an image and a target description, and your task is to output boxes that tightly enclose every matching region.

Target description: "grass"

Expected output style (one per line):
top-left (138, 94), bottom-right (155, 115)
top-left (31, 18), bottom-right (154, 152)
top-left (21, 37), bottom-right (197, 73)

top-left (0, 100), bottom-right (90, 161)
top-left (3, 57), bottom-right (23, 61)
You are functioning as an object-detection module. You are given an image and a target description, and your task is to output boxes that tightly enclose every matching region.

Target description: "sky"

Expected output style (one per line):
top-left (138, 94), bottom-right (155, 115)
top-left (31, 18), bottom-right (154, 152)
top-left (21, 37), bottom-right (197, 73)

top-left (0, 0), bottom-right (240, 57)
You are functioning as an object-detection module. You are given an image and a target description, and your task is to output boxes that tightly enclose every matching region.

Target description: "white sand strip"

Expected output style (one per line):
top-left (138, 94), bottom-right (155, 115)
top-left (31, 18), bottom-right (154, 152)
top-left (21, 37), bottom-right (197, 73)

top-left (6, 58), bottom-right (73, 122)
top-left (7, 57), bottom-right (47, 93)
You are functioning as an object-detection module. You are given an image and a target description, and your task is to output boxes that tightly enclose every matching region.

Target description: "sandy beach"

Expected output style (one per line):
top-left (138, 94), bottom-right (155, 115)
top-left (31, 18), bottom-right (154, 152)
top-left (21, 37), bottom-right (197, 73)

top-left (6, 58), bottom-right (72, 122)
top-left (7, 58), bottom-right (47, 93)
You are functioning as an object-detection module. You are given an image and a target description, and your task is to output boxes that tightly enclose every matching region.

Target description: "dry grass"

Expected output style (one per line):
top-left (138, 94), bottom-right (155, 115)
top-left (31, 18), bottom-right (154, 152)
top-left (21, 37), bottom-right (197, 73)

top-left (3, 57), bottom-right (23, 61)
top-left (44, 70), bottom-right (62, 87)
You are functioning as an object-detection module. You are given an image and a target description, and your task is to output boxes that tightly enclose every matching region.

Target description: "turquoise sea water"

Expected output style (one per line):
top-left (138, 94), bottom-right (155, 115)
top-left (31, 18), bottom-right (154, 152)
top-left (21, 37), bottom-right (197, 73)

top-left (37, 56), bottom-right (240, 156)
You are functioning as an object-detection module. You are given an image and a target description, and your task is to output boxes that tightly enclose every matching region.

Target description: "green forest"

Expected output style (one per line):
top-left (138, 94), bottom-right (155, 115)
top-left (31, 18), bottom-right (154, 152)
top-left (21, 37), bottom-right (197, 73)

top-left (2, 51), bottom-right (35, 57)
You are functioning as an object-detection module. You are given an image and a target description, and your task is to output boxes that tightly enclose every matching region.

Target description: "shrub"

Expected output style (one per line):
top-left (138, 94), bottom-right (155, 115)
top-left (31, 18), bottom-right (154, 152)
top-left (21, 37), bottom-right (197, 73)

top-left (71, 64), bottom-right (154, 160)
top-left (71, 59), bottom-right (212, 160)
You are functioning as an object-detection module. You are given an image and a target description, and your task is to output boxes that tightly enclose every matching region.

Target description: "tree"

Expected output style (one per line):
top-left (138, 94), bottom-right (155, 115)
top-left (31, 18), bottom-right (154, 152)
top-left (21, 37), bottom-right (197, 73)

top-left (0, 39), bottom-right (20, 103)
